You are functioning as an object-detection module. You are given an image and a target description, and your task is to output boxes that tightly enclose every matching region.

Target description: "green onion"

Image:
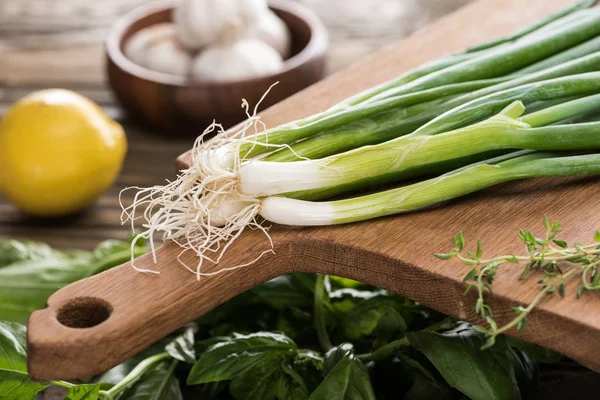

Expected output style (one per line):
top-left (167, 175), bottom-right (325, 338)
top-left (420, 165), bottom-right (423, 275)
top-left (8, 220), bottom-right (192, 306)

top-left (357, 0), bottom-right (597, 103)
top-left (124, 3), bottom-right (600, 277)
top-left (415, 72), bottom-right (600, 136)
top-left (268, 67), bottom-right (600, 162)
top-left (519, 93), bottom-right (600, 126)
top-left (465, 0), bottom-right (597, 53)
top-left (261, 78), bottom-right (511, 162)
top-left (240, 93), bottom-right (600, 199)
top-left (514, 35), bottom-right (600, 75)
top-left (514, 7), bottom-right (598, 42)
top-left (263, 52), bottom-right (482, 133)
top-left (260, 151), bottom-right (600, 226)
top-left (365, 9), bottom-right (600, 103)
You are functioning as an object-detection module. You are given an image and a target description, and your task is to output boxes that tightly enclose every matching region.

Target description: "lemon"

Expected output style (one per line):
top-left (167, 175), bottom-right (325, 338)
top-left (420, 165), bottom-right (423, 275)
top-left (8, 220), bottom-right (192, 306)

top-left (0, 89), bottom-right (127, 217)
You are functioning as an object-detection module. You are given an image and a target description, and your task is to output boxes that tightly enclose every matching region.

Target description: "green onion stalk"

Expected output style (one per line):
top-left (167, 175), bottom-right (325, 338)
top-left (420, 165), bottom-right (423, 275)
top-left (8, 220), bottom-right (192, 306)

top-left (366, 9), bottom-right (600, 104)
top-left (514, 34), bottom-right (600, 75)
top-left (240, 94), bottom-right (600, 200)
top-left (265, 57), bottom-right (600, 162)
top-left (359, 0), bottom-right (597, 100)
top-left (261, 151), bottom-right (600, 226)
top-left (464, 0), bottom-right (597, 53)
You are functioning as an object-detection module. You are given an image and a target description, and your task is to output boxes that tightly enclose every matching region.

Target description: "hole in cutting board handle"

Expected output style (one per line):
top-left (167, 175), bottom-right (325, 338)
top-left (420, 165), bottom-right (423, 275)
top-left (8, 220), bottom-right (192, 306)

top-left (56, 297), bottom-right (113, 328)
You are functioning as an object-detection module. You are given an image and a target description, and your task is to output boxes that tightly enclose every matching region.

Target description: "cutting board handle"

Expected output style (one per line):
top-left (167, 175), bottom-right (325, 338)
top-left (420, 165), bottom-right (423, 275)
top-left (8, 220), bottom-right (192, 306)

top-left (26, 223), bottom-right (600, 380)
top-left (27, 236), bottom-right (291, 381)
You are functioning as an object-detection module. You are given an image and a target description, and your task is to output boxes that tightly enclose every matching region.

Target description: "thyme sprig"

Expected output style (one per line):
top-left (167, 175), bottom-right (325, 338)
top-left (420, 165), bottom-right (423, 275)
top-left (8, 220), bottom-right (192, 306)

top-left (435, 216), bottom-right (600, 349)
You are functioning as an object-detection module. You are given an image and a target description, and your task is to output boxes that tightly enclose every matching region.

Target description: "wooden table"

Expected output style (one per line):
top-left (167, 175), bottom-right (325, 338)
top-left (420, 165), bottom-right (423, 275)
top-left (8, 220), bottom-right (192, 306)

top-left (3, 1), bottom-right (600, 398)
top-left (0, 0), bottom-right (472, 249)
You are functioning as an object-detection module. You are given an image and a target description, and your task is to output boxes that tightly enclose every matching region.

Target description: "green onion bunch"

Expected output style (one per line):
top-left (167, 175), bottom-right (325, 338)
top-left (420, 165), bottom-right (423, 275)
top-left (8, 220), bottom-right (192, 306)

top-left (123, 0), bottom-right (600, 277)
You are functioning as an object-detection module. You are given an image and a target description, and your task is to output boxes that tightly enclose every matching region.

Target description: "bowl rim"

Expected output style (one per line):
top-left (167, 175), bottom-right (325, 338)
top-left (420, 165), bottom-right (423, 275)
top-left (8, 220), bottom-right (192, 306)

top-left (106, 0), bottom-right (328, 88)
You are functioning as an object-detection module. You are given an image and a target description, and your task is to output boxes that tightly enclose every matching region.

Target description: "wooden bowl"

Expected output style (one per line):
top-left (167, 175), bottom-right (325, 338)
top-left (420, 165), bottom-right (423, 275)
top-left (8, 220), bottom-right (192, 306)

top-left (106, 0), bottom-right (328, 133)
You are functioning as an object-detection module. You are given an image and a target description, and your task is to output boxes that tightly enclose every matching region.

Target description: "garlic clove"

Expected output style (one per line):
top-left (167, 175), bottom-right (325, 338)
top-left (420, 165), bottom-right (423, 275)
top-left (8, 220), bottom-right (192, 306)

top-left (239, 0), bottom-right (269, 23)
top-left (248, 9), bottom-right (291, 59)
top-left (173, 0), bottom-right (269, 51)
top-left (145, 40), bottom-right (193, 77)
top-left (124, 23), bottom-right (193, 78)
top-left (173, 3), bottom-right (203, 50)
top-left (191, 38), bottom-right (283, 82)
top-left (238, 39), bottom-right (284, 75)
top-left (124, 23), bottom-right (174, 66)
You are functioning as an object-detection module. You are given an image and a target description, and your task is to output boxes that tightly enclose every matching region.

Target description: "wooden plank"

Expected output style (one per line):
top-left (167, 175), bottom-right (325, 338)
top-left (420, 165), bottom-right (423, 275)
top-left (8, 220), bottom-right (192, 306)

top-left (29, 0), bottom-right (600, 381)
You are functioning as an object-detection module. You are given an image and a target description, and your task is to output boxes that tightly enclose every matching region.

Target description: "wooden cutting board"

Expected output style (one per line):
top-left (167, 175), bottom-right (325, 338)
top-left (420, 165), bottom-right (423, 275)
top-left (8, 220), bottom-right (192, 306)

top-left (27, 0), bottom-right (600, 381)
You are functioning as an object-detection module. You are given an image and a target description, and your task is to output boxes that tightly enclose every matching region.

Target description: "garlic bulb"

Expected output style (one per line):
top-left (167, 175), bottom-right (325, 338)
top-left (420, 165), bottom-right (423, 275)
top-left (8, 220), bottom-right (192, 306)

top-left (248, 9), bottom-right (291, 59)
top-left (191, 37), bottom-right (284, 82)
top-left (124, 23), bottom-right (192, 77)
top-left (173, 0), bottom-right (268, 51)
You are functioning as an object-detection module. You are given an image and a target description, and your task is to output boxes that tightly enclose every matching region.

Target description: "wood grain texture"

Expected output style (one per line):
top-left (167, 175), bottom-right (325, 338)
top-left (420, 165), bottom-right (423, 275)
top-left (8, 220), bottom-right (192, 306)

top-left (0, 0), bottom-right (470, 86)
top-left (27, 0), bottom-right (600, 381)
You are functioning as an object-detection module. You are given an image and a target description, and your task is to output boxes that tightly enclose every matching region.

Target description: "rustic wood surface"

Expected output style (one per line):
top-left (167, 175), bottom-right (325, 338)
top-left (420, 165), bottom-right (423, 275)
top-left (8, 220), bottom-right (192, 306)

top-left (0, 0), bottom-right (471, 248)
top-left (27, 0), bottom-right (600, 382)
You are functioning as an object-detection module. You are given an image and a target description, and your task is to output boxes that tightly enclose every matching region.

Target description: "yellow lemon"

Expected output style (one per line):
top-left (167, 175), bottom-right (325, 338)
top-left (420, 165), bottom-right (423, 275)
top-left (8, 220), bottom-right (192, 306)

top-left (0, 89), bottom-right (127, 217)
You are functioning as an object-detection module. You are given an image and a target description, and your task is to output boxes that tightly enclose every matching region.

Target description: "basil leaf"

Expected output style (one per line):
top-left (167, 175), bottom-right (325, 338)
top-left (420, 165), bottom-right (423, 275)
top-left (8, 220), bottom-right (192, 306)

top-left (278, 363), bottom-right (309, 400)
top-left (181, 381), bottom-right (227, 399)
top-left (277, 307), bottom-right (313, 339)
top-left (0, 259), bottom-right (93, 324)
top-left (309, 343), bottom-right (376, 400)
top-left (0, 321), bottom-right (50, 399)
top-left (295, 351), bottom-right (324, 393)
top-left (229, 361), bottom-right (308, 400)
top-left (187, 332), bottom-right (297, 384)
top-left (329, 288), bottom-right (388, 306)
top-left (165, 328), bottom-right (196, 364)
top-left (328, 276), bottom-right (364, 289)
top-left (0, 239), bottom-right (145, 324)
top-left (508, 347), bottom-right (539, 400)
top-left (194, 336), bottom-right (231, 357)
top-left (90, 240), bottom-right (131, 262)
top-left (0, 239), bottom-right (70, 267)
top-left (229, 361), bottom-right (280, 400)
top-left (407, 322), bottom-right (521, 400)
top-left (405, 373), bottom-right (453, 400)
top-left (64, 384), bottom-right (101, 400)
top-left (253, 274), bottom-right (316, 310)
top-left (369, 355), bottom-right (452, 400)
top-left (195, 292), bottom-right (270, 333)
top-left (374, 307), bottom-right (407, 348)
top-left (339, 295), bottom-right (406, 340)
top-left (97, 342), bottom-right (168, 386)
top-left (118, 360), bottom-right (183, 400)
top-left (330, 289), bottom-right (389, 318)
top-left (506, 336), bottom-right (563, 364)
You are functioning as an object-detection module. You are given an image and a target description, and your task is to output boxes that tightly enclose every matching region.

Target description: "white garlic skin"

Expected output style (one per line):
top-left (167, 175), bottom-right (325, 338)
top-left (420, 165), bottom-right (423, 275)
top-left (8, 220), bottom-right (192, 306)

top-left (173, 0), bottom-right (268, 51)
top-left (124, 23), bottom-right (192, 77)
top-left (191, 38), bottom-right (284, 82)
top-left (145, 40), bottom-right (193, 77)
top-left (248, 9), bottom-right (291, 59)
top-left (124, 24), bottom-right (172, 66)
